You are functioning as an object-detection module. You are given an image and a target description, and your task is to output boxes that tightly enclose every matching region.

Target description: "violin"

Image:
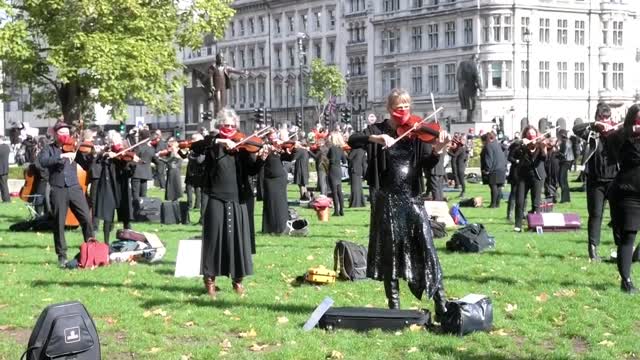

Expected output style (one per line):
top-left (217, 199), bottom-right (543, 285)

top-left (593, 121), bottom-right (622, 137)
top-left (78, 141), bottom-right (94, 154)
top-left (178, 140), bottom-right (193, 149)
top-left (396, 115), bottom-right (441, 143)
top-left (226, 131), bottom-right (266, 153)
top-left (61, 138), bottom-right (77, 153)
top-left (342, 144), bottom-right (351, 152)
top-left (109, 144), bottom-right (136, 161)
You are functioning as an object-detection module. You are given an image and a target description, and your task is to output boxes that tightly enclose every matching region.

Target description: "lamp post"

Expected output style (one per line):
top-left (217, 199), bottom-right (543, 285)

top-left (344, 70), bottom-right (351, 131)
top-left (285, 78), bottom-right (291, 125)
top-left (523, 28), bottom-right (531, 125)
top-left (297, 32), bottom-right (308, 132)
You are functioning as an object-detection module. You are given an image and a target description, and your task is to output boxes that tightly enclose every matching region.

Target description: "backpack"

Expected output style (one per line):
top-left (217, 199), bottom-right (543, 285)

top-left (429, 218), bottom-right (448, 239)
top-left (459, 197), bottom-right (483, 208)
top-left (333, 240), bottom-right (368, 281)
top-left (79, 239), bottom-right (109, 268)
top-left (286, 218), bottom-right (309, 236)
top-left (21, 301), bottom-right (101, 360)
top-left (450, 205), bottom-right (468, 225)
top-left (446, 224), bottom-right (495, 253)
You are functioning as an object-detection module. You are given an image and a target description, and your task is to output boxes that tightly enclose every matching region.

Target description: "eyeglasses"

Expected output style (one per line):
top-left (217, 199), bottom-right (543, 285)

top-left (221, 124), bottom-right (237, 129)
top-left (599, 115), bottom-right (611, 119)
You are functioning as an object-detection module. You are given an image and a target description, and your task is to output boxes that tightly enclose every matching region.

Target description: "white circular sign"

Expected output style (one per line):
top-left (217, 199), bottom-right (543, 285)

top-left (367, 113), bottom-right (377, 124)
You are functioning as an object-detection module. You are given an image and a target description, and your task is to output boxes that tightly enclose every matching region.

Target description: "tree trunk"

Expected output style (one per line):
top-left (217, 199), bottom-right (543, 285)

top-left (58, 80), bottom-right (82, 124)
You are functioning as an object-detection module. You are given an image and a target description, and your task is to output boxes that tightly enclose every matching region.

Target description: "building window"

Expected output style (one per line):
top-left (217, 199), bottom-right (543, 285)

top-left (464, 19), bottom-right (473, 45)
top-left (539, 18), bottom-right (550, 43)
top-left (428, 65), bottom-right (439, 93)
top-left (230, 21), bottom-right (235, 37)
top-left (249, 83), bottom-right (256, 104)
top-left (259, 16), bottom-right (265, 33)
top-left (240, 84), bottom-right (246, 104)
top-left (521, 60), bottom-right (528, 88)
top-left (411, 67), bottom-right (423, 94)
top-left (445, 21), bottom-right (456, 47)
top-left (557, 19), bottom-right (567, 44)
top-left (413, 0), bottom-right (423, 8)
top-left (301, 44), bottom-right (308, 65)
top-left (482, 17), bottom-right (490, 43)
top-left (574, 62), bottom-right (584, 90)
top-left (445, 63), bottom-right (456, 93)
top-left (249, 48), bottom-right (255, 67)
top-left (239, 49), bottom-right (245, 68)
top-left (274, 84), bottom-right (283, 107)
top-left (275, 18), bottom-right (281, 34)
top-left (314, 42), bottom-right (321, 59)
top-left (602, 63), bottom-right (608, 89)
top-left (492, 15), bottom-right (501, 42)
top-left (557, 61), bottom-right (567, 89)
top-left (249, 18), bottom-right (255, 34)
top-left (239, 20), bottom-right (245, 36)
top-left (602, 21), bottom-right (608, 45)
top-left (314, 11), bottom-right (322, 31)
top-left (258, 81), bottom-right (266, 103)
top-left (613, 62), bottom-right (624, 90)
top-left (428, 24), bottom-right (439, 49)
top-left (382, 29), bottom-right (400, 54)
top-left (288, 46), bottom-right (294, 67)
top-left (328, 9), bottom-right (336, 30)
top-left (539, 61), bottom-right (549, 89)
top-left (288, 15), bottom-right (295, 33)
top-left (613, 21), bottom-right (623, 46)
top-left (412, 26), bottom-right (423, 50)
top-left (259, 47), bottom-right (265, 66)
top-left (274, 48), bottom-right (281, 68)
top-left (521, 17), bottom-right (530, 42)
top-left (328, 41), bottom-right (335, 63)
top-left (229, 50), bottom-right (236, 67)
top-left (382, 68), bottom-right (400, 94)
top-left (504, 16), bottom-right (512, 41)
top-left (575, 20), bottom-right (585, 45)
top-left (300, 14), bottom-right (308, 32)
top-left (383, 0), bottom-right (400, 12)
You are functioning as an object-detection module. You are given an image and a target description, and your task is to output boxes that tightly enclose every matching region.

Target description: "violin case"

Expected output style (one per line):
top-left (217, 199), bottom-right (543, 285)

top-left (318, 307), bottom-right (431, 332)
top-left (441, 294), bottom-right (493, 336)
top-left (161, 201), bottom-right (181, 225)
top-left (134, 197), bottom-right (161, 222)
top-left (526, 213), bottom-right (581, 232)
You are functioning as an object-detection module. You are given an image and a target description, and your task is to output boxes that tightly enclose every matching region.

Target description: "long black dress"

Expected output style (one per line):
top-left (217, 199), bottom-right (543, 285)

top-left (94, 155), bottom-right (135, 243)
top-left (192, 137), bottom-right (262, 279)
top-left (309, 146), bottom-right (329, 195)
top-left (512, 144), bottom-right (547, 229)
top-left (261, 153), bottom-right (289, 234)
top-left (292, 149), bottom-right (310, 187)
top-left (349, 121), bottom-right (443, 300)
top-left (158, 154), bottom-right (183, 201)
top-left (480, 140), bottom-right (507, 208)
top-left (348, 147), bottom-right (366, 208)
top-left (327, 145), bottom-right (346, 216)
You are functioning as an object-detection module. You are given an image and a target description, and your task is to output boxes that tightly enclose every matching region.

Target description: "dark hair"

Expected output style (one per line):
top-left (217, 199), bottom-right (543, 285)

top-left (522, 125), bottom-right (539, 138)
top-left (622, 104), bottom-right (640, 138)
top-left (595, 102), bottom-right (611, 120)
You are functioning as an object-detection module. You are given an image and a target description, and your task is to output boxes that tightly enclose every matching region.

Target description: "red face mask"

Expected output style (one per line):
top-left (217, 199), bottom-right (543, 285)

top-left (525, 130), bottom-right (537, 141)
top-left (219, 126), bottom-right (237, 139)
top-left (111, 144), bottom-right (124, 153)
top-left (391, 108), bottom-right (410, 125)
top-left (57, 134), bottom-right (71, 145)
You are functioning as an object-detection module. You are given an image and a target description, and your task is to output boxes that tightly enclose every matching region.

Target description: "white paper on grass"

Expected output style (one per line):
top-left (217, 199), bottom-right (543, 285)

top-left (541, 213), bottom-right (566, 227)
top-left (174, 240), bottom-right (202, 278)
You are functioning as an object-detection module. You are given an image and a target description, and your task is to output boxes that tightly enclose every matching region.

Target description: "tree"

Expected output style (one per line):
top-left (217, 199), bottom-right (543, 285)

top-left (307, 58), bottom-right (346, 123)
top-left (0, 0), bottom-right (235, 123)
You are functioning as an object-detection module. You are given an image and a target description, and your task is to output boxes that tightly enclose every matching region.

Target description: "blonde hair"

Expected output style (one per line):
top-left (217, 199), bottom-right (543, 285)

top-left (386, 88), bottom-right (412, 112)
top-left (107, 130), bottom-right (122, 145)
top-left (215, 107), bottom-right (240, 127)
top-left (327, 131), bottom-right (345, 147)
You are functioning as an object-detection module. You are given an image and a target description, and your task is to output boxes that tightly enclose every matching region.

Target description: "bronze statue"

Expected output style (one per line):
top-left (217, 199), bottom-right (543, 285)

top-left (193, 53), bottom-right (247, 115)
top-left (457, 54), bottom-right (482, 123)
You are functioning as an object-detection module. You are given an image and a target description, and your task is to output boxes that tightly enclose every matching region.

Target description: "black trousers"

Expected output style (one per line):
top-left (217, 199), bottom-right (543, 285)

top-left (0, 174), bottom-right (10, 202)
top-left (155, 163), bottom-right (167, 188)
top-left (186, 184), bottom-right (202, 209)
top-left (613, 228), bottom-right (636, 281)
top-left (488, 183), bottom-right (503, 208)
top-left (507, 180), bottom-right (516, 218)
top-left (586, 180), bottom-right (612, 247)
top-left (51, 185), bottom-right (93, 258)
top-left (328, 176), bottom-right (344, 215)
top-left (369, 185), bottom-right (377, 208)
top-left (131, 178), bottom-right (148, 202)
top-left (199, 193), bottom-right (209, 224)
top-left (558, 161), bottom-right (572, 203)
top-left (514, 177), bottom-right (543, 228)
top-left (429, 174), bottom-right (444, 201)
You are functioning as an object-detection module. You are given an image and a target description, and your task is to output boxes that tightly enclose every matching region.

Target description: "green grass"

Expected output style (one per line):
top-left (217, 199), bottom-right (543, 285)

top-left (0, 177), bottom-right (638, 360)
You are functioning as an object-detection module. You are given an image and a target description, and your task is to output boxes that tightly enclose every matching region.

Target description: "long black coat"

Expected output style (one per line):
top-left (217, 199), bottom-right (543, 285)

top-left (95, 156), bottom-right (135, 223)
top-left (292, 149), bottom-right (310, 186)
top-left (133, 143), bottom-right (155, 180)
top-left (480, 140), bottom-right (507, 185)
top-left (348, 147), bottom-right (367, 207)
top-left (184, 151), bottom-right (206, 187)
top-left (158, 154), bottom-right (183, 201)
top-left (261, 153), bottom-right (289, 234)
top-left (349, 124), bottom-right (382, 189)
top-left (0, 143), bottom-right (9, 175)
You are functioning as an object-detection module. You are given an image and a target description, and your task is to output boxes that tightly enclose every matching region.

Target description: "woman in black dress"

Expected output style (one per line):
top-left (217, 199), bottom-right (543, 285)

top-left (480, 132), bottom-right (507, 208)
top-left (327, 132), bottom-right (347, 216)
top-left (291, 139), bottom-right (310, 201)
top-left (184, 133), bottom-right (205, 209)
top-left (260, 131), bottom-right (290, 234)
top-left (190, 108), bottom-right (266, 299)
top-left (94, 131), bottom-right (137, 243)
top-left (309, 138), bottom-right (329, 196)
top-left (511, 126), bottom-right (548, 232)
top-left (605, 104), bottom-right (640, 293)
top-left (348, 89), bottom-right (449, 320)
top-left (348, 145), bottom-right (366, 208)
top-left (157, 138), bottom-right (183, 202)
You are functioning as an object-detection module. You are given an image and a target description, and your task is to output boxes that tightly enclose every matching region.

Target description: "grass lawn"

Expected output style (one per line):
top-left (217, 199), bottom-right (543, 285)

top-left (0, 177), bottom-right (638, 359)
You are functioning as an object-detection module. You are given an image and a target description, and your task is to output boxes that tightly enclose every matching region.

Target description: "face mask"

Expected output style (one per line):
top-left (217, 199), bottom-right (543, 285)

top-left (57, 134), bottom-right (71, 145)
top-left (525, 131), bottom-right (537, 141)
top-left (391, 108), bottom-right (410, 125)
top-left (111, 144), bottom-right (124, 153)
top-left (634, 118), bottom-right (640, 127)
top-left (219, 127), bottom-right (237, 139)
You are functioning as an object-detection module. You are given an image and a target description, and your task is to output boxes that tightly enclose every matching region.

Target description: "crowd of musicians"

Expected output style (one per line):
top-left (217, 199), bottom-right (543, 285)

top-left (4, 92), bottom-right (639, 318)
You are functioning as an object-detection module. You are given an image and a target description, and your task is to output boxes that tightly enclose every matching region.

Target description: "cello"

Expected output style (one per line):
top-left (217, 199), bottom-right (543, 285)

top-left (63, 124), bottom-right (92, 227)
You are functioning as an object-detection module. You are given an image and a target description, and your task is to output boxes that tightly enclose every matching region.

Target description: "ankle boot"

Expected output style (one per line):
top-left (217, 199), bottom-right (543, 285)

top-left (232, 278), bottom-right (245, 296)
top-left (203, 276), bottom-right (216, 299)
top-left (633, 246), bottom-right (640, 263)
top-left (384, 279), bottom-right (400, 310)
top-left (588, 244), bottom-right (601, 262)
top-left (621, 278), bottom-right (638, 294)
top-left (433, 286), bottom-right (448, 323)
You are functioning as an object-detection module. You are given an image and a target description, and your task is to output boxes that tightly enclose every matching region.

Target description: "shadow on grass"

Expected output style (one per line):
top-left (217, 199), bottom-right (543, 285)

top-left (141, 297), bottom-right (316, 314)
top-left (428, 346), bottom-right (536, 360)
top-left (0, 243), bottom-right (51, 250)
top-left (32, 279), bottom-right (201, 293)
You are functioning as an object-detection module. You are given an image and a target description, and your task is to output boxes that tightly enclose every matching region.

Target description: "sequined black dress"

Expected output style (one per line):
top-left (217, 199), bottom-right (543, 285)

top-left (350, 120), bottom-right (443, 300)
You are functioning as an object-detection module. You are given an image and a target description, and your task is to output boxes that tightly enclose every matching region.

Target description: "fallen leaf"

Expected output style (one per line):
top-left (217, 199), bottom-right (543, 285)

top-left (103, 317), bottom-right (117, 325)
top-left (123, 279), bottom-right (132, 285)
top-left (535, 293), bottom-right (548, 302)
top-left (306, 255), bottom-right (314, 260)
top-left (128, 271), bottom-right (136, 276)
top-left (180, 355), bottom-right (192, 360)
top-left (147, 347), bottom-right (161, 354)
top-left (603, 332), bottom-right (613, 337)
top-left (184, 321), bottom-right (195, 327)
top-left (143, 311), bottom-right (152, 318)
top-left (0, 304), bottom-right (8, 309)
top-left (553, 289), bottom-right (576, 298)
top-left (505, 303), bottom-right (518, 313)
top-left (490, 328), bottom-right (509, 336)
top-left (238, 328), bottom-right (257, 338)
top-left (219, 351), bottom-right (228, 356)
top-left (41, 298), bottom-right (52, 302)
top-left (230, 316), bottom-right (241, 321)
top-left (130, 290), bottom-right (142, 297)
top-left (220, 338), bottom-right (232, 350)
top-left (152, 308), bottom-right (167, 317)
top-left (277, 316), bottom-right (289, 325)
top-left (599, 340), bottom-right (615, 347)
top-left (249, 343), bottom-right (269, 352)
top-left (457, 346), bottom-right (467, 351)
top-left (394, 331), bottom-right (402, 336)
top-left (408, 324), bottom-right (423, 332)
top-left (0, 325), bottom-right (13, 331)
top-left (552, 313), bottom-right (567, 326)
top-left (223, 310), bottom-right (233, 316)
top-left (407, 347), bottom-right (418, 353)
top-left (327, 350), bottom-right (344, 359)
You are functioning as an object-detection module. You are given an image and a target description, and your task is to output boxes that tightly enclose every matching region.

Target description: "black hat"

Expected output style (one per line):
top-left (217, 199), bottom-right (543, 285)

top-left (53, 122), bottom-right (70, 132)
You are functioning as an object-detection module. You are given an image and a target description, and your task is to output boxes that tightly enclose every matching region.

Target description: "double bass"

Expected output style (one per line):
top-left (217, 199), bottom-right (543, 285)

top-left (63, 125), bottom-right (92, 228)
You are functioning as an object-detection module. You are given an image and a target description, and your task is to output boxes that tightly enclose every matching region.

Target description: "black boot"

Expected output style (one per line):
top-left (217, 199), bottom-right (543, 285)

top-left (384, 279), bottom-right (400, 310)
top-left (633, 246), bottom-right (640, 263)
top-left (433, 286), bottom-right (448, 323)
top-left (620, 278), bottom-right (638, 294)
top-left (588, 244), bottom-right (601, 262)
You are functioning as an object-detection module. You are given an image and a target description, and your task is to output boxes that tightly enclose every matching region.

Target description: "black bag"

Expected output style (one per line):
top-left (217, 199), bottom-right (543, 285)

top-left (21, 301), bottom-right (101, 360)
top-left (429, 219), bottom-right (447, 239)
top-left (333, 240), bottom-right (368, 281)
top-left (135, 197), bottom-right (161, 222)
top-left (319, 307), bottom-right (430, 332)
top-left (446, 224), bottom-right (495, 253)
top-left (441, 294), bottom-right (493, 336)
top-left (161, 201), bottom-right (180, 225)
top-left (179, 201), bottom-right (190, 225)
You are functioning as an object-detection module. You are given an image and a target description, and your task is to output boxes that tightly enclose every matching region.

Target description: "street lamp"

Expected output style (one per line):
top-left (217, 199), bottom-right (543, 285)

top-left (523, 28), bottom-right (531, 125)
top-left (344, 70), bottom-right (351, 131)
top-left (297, 32), bottom-right (309, 132)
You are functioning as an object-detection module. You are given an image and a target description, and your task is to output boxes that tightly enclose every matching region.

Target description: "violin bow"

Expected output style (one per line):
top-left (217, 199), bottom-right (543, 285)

top-left (524, 126), bottom-right (559, 145)
top-left (383, 107), bottom-right (444, 149)
top-left (430, 93), bottom-right (439, 124)
top-left (233, 126), bottom-right (273, 148)
top-left (114, 138), bottom-right (151, 157)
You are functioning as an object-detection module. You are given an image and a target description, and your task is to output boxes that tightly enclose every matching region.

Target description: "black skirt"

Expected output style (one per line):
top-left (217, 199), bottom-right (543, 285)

top-left (201, 197), bottom-right (253, 279)
top-left (349, 174), bottom-right (365, 207)
top-left (609, 184), bottom-right (640, 233)
top-left (262, 175), bottom-right (289, 234)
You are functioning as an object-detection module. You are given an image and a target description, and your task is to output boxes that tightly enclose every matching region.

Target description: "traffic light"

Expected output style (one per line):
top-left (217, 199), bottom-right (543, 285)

top-left (340, 107), bottom-right (351, 124)
top-left (200, 111), bottom-right (212, 122)
top-left (264, 108), bottom-right (272, 126)
top-left (323, 109), bottom-right (330, 130)
top-left (119, 122), bottom-right (126, 135)
top-left (174, 126), bottom-right (182, 139)
top-left (254, 108), bottom-right (264, 124)
top-left (295, 113), bottom-right (302, 128)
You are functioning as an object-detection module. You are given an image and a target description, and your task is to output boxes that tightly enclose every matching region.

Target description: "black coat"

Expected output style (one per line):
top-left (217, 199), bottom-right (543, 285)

top-left (348, 147), bottom-right (367, 207)
top-left (158, 154), bottom-right (183, 201)
top-left (480, 140), bottom-right (507, 185)
top-left (327, 146), bottom-right (346, 182)
top-left (292, 149), bottom-right (310, 186)
top-left (95, 156), bottom-right (135, 222)
top-left (573, 122), bottom-right (618, 181)
top-left (0, 143), bottom-right (10, 175)
top-left (261, 153), bottom-right (289, 234)
top-left (512, 143), bottom-right (547, 181)
top-left (349, 124), bottom-right (382, 189)
top-left (38, 143), bottom-right (93, 188)
top-left (184, 151), bottom-right (206, 187)
top-left (133, 143), bottom-right (155, 180)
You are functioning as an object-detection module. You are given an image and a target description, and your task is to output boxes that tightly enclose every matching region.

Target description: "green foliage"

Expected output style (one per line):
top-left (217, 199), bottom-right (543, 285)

top-left (307, 58), bottom-right (346, 110)
top-left (0, 0), bottom-right (235, 122)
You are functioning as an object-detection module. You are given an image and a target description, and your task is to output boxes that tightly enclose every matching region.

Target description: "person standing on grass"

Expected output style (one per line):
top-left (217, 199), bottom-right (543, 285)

top-left (480, 132), bottom-right (507, 208)
top-left (260, 130), bottom-right (292, 235)
top-left (348, 89), bottom-right (449, 321)
top-left (157, 138), bottom-right (183, 202)
top-left (327, 132), bottom-right (347, 216)
top-left (348, 142), bottom-right (367, 208)
top-left (0, 136), bottom-right (11, 203)
top-left (557, 129), bottom-right (574, 203)
top-left (190, 108), bottom-right (267, 300)
top-left (572, 103), bottom-right (619, 261)
top-left (38, 122), bottom-right (95, 267)
top-left (130, 129), bottom-right (155, 203)
top-left (603, 104), bottom-right (640, 293)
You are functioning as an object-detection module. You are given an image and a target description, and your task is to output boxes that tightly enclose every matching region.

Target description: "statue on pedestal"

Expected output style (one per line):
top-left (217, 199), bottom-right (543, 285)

top-left (193, 53), bottom-right (247, 117)
top-left (457, 54), bottom-right (483, 123)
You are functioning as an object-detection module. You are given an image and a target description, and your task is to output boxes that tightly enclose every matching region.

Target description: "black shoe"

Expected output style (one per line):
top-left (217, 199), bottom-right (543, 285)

top-left (433, 286), bottom-right (448, 323)
top-left (621, 278), bottom-right (638, 294)
top-left (588, 244), bottom-right (601, 262)
top-left (384, 279), bottom-right (400, 310)
top-left (57, 256), bottom-right (67, 268)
